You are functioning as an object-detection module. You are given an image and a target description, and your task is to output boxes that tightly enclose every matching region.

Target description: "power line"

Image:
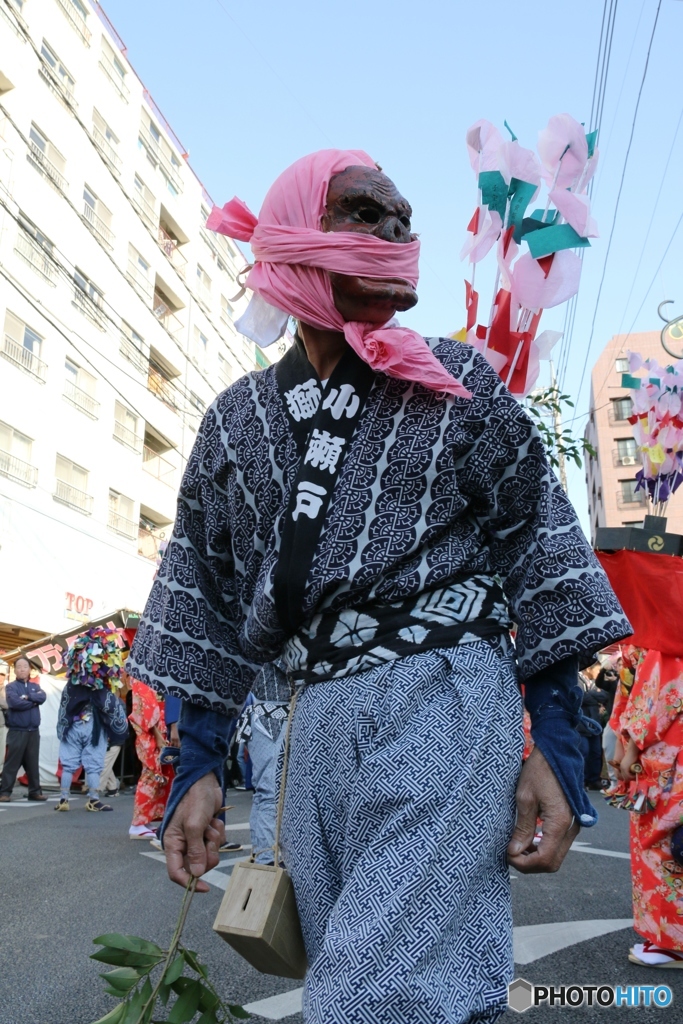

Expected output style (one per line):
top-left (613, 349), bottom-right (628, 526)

top-left (574, 0), bottom-right (663, 407)
top-left (556, 0), bottom-right (618, 390)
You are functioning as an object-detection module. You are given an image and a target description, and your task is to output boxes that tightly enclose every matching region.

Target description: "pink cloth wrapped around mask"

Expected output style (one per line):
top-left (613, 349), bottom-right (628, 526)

top-left (206, 149), bottom-right (470, 397)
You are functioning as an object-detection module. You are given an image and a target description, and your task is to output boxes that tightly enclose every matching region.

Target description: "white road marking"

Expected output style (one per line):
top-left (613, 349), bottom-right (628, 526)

top-left (242, 987), bottom-right (304, 1020)
top-left (224, 821), bottom-right (250, 831)
top-left (139, 850), bottom-right (251, 890)
top-left (513, 919), bottom-right (634, 965)
top-left (570, 841), bottom-right (630, 860)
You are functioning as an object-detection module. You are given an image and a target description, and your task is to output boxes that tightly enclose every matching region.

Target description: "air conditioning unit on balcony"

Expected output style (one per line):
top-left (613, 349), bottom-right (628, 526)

top-left (621, 455), bottom-right (637, 466)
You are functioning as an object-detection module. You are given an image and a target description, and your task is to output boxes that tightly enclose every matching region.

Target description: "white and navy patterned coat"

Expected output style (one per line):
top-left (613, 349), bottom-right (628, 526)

top-left (128, 339), bottom-right (629, 714)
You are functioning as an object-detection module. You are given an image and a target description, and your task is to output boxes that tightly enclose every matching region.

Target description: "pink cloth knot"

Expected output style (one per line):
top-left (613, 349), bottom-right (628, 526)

top-left (207, 149), bottom-right (471, 398)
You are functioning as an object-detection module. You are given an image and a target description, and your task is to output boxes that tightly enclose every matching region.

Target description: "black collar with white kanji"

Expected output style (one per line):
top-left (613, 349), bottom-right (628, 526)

top-left (273, 336), bottom-right (376, 635)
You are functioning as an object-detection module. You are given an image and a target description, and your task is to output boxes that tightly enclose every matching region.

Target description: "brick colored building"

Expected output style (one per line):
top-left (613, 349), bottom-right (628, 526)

top-left (585, 330), bottom-right (683, 544)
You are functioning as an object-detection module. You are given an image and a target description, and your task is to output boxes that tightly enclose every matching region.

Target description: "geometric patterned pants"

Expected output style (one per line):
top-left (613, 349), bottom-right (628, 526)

top-left (281, 638), bottom-right (524, 1024)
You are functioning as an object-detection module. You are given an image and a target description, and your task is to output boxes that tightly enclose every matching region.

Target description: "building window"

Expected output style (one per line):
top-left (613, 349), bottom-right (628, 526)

top-left (615, 357), bottom-right (629, 373)
top-left (221, 294), bottom-right (234, 323)
top-left (138, 111), bottom-right (183, 195)
top-left (108, 489), bottom-right (137, 539)
top-left (83, 185), bottom-right (114, 249)
top-left (73, 269), bottom-right (106, 329)
top-left (120, 322), bottom-right (148, 374)
top-left (99, 37), bottom-right (129, 101)
top-left (39, 40), bottom-right (76, 105)
top-left (54, 454), bottom-right (92, 513)
top-left (254, 348), bottom-right (269, 370)
top-left (64, 358), bottom-right (99, 418)
top-left (15, 214), bottom-right (57, 285)
top-left (91, 108), bottom-right (121, 174)
top-left (147, 349), bottom-right (180, 411)
top-left (0, 420), bottom-right (37, 487)
top-left (54, 0), bottom-right (90, 44)
top-left (189, 391), bottom-right (205, 413)
top-left (611, 397), bottom-right (633, 423)
top-left (132, 174), bottom-right (156, 229)
top-left (191, 327), bottom-right (209, 369)
top-left (623, 520), bottom-right (644, 528)
top-left (619, 479), bottom-right (643, 505)
top-left (196, 265), bottom-right (212, 309)
top-left (27, 123), bottom-right (68, 193)
top-left (2, 311), bottom-right (47, 381)
top-left (615, 437), bottom-right (638, 466)
top-left (127, 245), bottom-right (154, 303)
top-left (114, 401), bottom-right (143, 453)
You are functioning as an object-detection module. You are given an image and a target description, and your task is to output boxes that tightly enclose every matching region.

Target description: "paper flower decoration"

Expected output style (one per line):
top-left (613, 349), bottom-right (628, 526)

top-left (623, 353), bottom-right (683, 510)
top-left (64, 626), bottom-right (125, 690)
top-left (457, 113), bottom-right (599, 397)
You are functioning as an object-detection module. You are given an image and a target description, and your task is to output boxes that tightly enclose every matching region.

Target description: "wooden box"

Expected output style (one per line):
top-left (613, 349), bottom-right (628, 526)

top-left (213, 861), bottom-right (307, 979)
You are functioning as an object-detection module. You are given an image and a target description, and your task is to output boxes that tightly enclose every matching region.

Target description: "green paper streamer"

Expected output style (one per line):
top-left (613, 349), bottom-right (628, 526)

top-left (478, 170), bottom-right (508, 222)
top-left (508, 178), bottom-right (539, 241)
top-left (504, 120), bottom-right (518, 141)
top-left (526, 223), bottom-right (591, 259)
top-left (621, 373), bottom-right (641, 390)
top-left (585, 130), bottom-right (598, 159)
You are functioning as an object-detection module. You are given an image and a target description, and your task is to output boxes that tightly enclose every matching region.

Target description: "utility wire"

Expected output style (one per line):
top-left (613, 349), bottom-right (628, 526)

top-left (574, 0), bottom-right (663, 407)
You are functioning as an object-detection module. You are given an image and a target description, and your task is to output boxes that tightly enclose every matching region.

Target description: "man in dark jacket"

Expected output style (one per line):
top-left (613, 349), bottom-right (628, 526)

top-left (0, 656), bottom-right (47, 802)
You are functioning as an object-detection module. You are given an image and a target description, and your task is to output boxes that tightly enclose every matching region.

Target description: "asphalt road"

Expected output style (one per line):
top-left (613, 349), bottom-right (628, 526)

top-left (0, 788), bottom-right (680, 1024)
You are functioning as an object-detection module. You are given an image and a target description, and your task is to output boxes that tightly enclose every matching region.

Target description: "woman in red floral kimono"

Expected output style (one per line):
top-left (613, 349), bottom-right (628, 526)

top-left (606, 647), bottom-right (683, 967)
top-left (128, 679), bottom-right (174, 839)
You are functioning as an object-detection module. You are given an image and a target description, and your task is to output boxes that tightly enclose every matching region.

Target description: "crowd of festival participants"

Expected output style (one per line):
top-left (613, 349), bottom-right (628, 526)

top-left (0, 626), bottom-right (682, 969)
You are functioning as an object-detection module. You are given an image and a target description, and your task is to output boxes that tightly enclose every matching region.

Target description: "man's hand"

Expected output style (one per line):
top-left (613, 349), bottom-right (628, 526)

top-left (164, 773), bottom-right (225, 892)
top-left (507, 747), bottom-right (580, 873)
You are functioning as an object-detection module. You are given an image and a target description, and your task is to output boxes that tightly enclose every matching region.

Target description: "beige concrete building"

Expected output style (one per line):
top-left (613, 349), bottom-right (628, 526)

top-left (585, 330), bottom-right (683, 544)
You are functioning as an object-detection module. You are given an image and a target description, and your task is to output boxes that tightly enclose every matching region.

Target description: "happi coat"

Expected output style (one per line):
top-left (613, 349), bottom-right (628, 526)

top-left (128, 336), bottom-right (629, 709)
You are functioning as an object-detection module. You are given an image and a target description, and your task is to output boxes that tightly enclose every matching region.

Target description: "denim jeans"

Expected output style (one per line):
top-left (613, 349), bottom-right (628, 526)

top-left (59, 717), bottom-right (107, 798)
top-left (249, 722), bottom-right (285, 863)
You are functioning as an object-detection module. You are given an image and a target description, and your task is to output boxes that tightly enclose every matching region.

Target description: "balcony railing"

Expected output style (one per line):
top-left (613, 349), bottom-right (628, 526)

top-left (138, 525), bottom-right (168, 562)
top-left (152, 295), bottom-right (183, 338)
top-left (38, 64), bottom-right (77, 110)
top-left (119, 333), bottom-right (148, 374)
top-left (83, 202), bottom-right (114, 249)
top-left (127, 261), bottom-right (154, 303)
top-left (54, 479), bottom-right (93, 514)
top-left (108, 509), bottom-right (138, 540)
top-left (0, 449), bottom-right (38, 488)
top-left (64, 379), bottom-right (99, 419)
top-left (54, 0), bottom-right (91, 44)
top-left (73, 286), bottom-right (107, 330)
top-left (114, 419), bottom-right (144, 453)
top-left (1, 334), bottom-right (48, 382)
top-left (616, 490), bottom-right (647, 510)
top-left (27, 141), bottom-right (68, 194)
top-left (157, 227), bottom-right (187, 277)
top-left (15, 231), bottom-right (57, 286)
top-left (99, 51), bottom-right (129, 102)
top-left (612, 448), bottom-right (640, 468)
top-left (132, 189), bottom-right (156, 229)
top-left (143, 445), bottom-right (176, 486)
top-left (138, 124), bottom-right (183, 194)
top-left (148, 365), bottom-right (179, 412)
top-left (91, 124), bottom-right (121, 175)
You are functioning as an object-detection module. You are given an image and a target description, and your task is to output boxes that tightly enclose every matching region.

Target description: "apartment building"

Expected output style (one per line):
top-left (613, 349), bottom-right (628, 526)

top-left (0, 0), bottom-right (281, 649)
top-left (585, 330), bottom-right (683, 545)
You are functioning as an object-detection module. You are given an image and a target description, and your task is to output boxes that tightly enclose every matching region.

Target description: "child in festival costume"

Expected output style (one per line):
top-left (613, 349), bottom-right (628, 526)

top-left (128, 679), bottom-right (174, 839)
top-left (55, 628), bottom-right (129, 812)
top-left (606, 646), bottom-right (683, 967)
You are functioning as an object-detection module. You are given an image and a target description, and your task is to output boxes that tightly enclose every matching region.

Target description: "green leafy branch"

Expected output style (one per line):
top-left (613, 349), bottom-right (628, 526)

top-left (527, 386), bottom-right (596, 470)
top-left (90, 879), bottom-right (249, 1024)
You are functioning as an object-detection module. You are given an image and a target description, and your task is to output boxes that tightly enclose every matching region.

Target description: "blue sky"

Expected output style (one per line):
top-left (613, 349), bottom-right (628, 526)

top-left (106, 0), bottom-right (683, 526)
